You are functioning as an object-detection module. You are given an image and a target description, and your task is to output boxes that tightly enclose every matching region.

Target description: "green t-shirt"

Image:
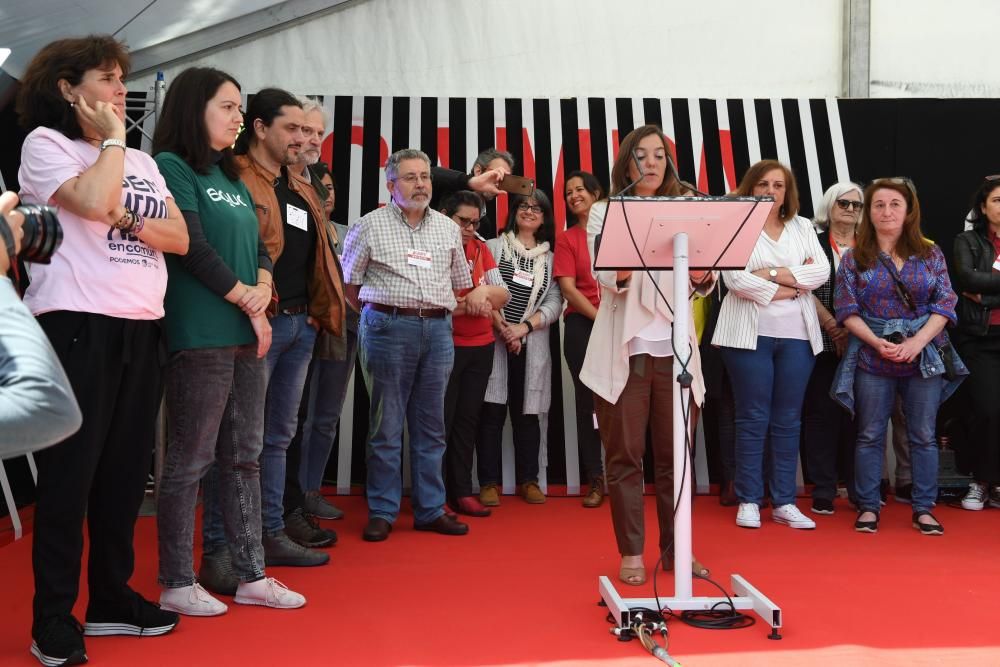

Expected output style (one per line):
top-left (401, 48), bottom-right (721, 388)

top-left (155, 152), bottom-right (258, 352)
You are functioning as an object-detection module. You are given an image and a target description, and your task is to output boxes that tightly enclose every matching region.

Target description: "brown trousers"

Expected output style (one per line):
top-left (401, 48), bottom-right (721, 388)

top-left (594, 354), bottom-right (691, 557)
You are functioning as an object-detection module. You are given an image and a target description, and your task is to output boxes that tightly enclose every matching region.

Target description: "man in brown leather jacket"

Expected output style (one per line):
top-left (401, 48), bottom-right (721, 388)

top-left (231, 88), bottom-right (346, 569)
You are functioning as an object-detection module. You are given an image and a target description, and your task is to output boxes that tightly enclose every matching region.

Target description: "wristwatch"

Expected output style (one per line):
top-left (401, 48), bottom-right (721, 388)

top-left (768, 269), bottom-right (778, 282)
top-left (100, 138), bottom-right (127, 153)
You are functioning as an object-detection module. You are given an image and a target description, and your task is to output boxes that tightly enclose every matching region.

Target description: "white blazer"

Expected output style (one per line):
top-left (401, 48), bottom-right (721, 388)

top-left (710, 216), bottom-right (830, 354)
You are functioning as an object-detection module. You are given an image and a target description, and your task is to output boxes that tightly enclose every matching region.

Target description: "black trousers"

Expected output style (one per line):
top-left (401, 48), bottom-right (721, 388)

top-left (477, 347), bottom-right (540, 485)
top-left (800, 351), bottom-right (857, 501)
top-left (701, 367), bottom-right (736, 483)
top-left (958, 330), bottom-right (1000, 483)
top-left (563, 313), bottom-right (604, 482)
top-left (31, 312), bottom-right (163, 625)
top-left (443, 343), bottom-right (495, 497)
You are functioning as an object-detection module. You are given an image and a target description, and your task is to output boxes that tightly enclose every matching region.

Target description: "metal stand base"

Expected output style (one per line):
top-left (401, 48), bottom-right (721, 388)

top-left (599, 574), bottom-right (782, 636)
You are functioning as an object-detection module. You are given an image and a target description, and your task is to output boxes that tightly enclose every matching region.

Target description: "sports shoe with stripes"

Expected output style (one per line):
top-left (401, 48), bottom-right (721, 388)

top-left (30, 615), bottom-right (87, 666)
top-left (961, 482), bottom-right (987, 511)
top-left (772, 503), bottom-right (816, 529)
top-left (83, 594), bottom-right (179, 637)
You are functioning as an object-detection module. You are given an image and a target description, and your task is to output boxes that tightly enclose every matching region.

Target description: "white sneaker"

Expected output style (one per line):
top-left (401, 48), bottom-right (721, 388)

top-left (234, 578), bottom-right (306, 609)
top-left (736, 502), bottom-right (761, 528)
top-left (159, 583), bottom-right (228, 617)
top-left (772, 503), bottom-right (816, 529)
top-left (961, 482), bottom-right (987, 511)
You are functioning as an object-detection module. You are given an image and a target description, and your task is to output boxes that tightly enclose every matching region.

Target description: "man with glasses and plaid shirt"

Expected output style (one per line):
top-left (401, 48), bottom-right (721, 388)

top-left (342, 149), bottom-right (493, 542)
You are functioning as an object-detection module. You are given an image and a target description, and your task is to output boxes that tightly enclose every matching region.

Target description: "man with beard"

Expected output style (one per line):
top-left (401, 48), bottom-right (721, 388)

top-left (342, 149), bottom-right (489, 542)
top-left (228, 88), bottom-right (345, 567)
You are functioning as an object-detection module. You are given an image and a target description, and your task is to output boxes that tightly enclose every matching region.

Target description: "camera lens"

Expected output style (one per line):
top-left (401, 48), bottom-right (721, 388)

top-left (16, 205), bottom-right (63, 264)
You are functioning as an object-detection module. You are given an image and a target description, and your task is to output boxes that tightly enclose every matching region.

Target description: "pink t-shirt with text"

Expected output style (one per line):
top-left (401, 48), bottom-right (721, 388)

top-left (18, 127), bottom-right (171, 319)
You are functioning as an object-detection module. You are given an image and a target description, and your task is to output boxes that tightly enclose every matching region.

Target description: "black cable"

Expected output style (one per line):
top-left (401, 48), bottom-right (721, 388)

top-left (112, 0), bottom-right (159, 37)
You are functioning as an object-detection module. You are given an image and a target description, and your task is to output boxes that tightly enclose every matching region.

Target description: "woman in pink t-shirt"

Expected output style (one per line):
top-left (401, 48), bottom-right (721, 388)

top-left (15, 35), bottom-right (188, 665)
top-left (553, 170), bottom-right (607, 507)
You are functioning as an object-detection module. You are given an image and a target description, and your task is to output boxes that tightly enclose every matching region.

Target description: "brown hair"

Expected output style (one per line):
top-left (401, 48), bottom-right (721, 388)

top-left (735, 159), bottom-right (799, 222)
top-left (852, 179), bottom-right (933, 271)
top-left (16, 35), bottom-right (131, 140)
top-left (610, 125), bottom-right (681, 197)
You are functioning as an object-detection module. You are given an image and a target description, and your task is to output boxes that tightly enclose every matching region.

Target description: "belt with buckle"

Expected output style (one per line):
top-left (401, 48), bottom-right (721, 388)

top-left (365, 302), bottom-right (447, 318)
top-left (279, 304), bottom-right (309, 316)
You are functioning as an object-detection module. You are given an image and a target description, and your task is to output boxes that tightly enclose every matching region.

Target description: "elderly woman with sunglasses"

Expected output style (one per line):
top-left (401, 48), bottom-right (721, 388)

top-left (833, 178), bottom-right (965, 536)
top-left (800, 183), bottom-right (863, 515)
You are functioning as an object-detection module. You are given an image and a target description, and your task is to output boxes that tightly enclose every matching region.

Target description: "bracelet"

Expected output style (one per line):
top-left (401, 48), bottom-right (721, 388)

top-left (132, 213), bottom-right (145, 235)
top-left (100, 138), bottom-right (127, 153)
top-left (524, 320), bottom-right (534, 333)
top-left (257, 281), bottom-right (272, 287)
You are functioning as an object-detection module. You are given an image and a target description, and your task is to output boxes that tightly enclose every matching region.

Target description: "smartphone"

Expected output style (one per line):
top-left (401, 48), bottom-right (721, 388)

top-left (499, 174), bottom-right (535, 197)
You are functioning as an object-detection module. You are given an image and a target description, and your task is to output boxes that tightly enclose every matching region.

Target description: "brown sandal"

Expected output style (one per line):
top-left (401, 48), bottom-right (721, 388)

top-left (619, 566), bottom-right (647, 586)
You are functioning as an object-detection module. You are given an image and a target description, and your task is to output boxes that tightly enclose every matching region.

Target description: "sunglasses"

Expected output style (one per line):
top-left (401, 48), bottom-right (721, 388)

top-left (985, 174), bottom-right (1000, 183)
top-left (871, 177), bottom-right (917, 197)
top-left (835, 199), bottom-right (863, 212)
top-left (453, 215), bottom-right (482, 230)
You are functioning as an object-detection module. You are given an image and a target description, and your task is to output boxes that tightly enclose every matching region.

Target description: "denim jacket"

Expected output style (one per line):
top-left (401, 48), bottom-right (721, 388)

top-left (830, 313), bottom-right (968, 416)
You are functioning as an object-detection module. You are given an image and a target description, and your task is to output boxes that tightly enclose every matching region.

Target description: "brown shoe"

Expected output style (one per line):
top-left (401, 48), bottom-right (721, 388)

top-left (479, 484), bottom-right (500, 507)
top-left (518, 481), bottom-right (546, 504)
top-left (582, 478), bottom-right (605, 508)
top-left (414, 513), bottom-right (469, 535)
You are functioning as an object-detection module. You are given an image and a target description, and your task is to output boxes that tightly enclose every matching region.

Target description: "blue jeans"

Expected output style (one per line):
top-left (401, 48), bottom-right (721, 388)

top-left (359, 307), bottom-right (453, 524)
top-left (853, 369), bottom-right (941, 513)
top-left (721, 336), bottom-right (815, 507)
top-left (299, 320), bottom-right (359, 492)
top-left (160, 344), bottom-right (266, 586)
top-left (260, 312), bottom-right (317, 534)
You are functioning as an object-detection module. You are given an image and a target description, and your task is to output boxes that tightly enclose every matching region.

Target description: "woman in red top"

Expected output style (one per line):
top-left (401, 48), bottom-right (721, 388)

top-left (553, 170), bottom-right (606, 506)
top-left (440, 191), bottom-right (510, 516)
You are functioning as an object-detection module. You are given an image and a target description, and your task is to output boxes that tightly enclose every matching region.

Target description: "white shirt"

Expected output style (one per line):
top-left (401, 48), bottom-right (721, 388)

top-left (756, 229), bottom-right (809, 340)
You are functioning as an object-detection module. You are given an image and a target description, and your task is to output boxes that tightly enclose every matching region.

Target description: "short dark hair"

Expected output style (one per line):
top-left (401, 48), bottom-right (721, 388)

top-left (439, 190), bottom-right (485, 217)
top-left (234, 87), bottom-right (301, 154)
top-left (506, 191), bottom-right (555, 245)
top-left (473, 148), bottom-right (515, 173)
top-left (152, 67), bottom-right (242, 180)
top-left (16, 35), bottom-right (130, 139)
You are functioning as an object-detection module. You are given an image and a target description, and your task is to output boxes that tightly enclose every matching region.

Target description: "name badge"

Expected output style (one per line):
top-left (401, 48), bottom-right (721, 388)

top-left (513, 268), bottom-right (534, 287)
top-left (286, 204), bottom-right (308, 231)
top-left (407, 248), bottom-right (432, 268)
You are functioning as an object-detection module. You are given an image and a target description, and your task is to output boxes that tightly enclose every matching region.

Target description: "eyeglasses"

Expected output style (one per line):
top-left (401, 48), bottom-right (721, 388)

top-left (871, 177), bottom-right (917, 197)
top-left (517, 203), bottom-right (543, 214)
top-left (454, 215), bottom-right (481, 230)
top-left (835, 199), bottom-right (863, 212)
top-left (394, 173), bottom-right (432, 184)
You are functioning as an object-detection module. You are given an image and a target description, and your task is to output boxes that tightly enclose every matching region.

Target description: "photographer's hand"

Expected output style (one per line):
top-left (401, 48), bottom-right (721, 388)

top-left (0, 192), bottom-right (25, 275)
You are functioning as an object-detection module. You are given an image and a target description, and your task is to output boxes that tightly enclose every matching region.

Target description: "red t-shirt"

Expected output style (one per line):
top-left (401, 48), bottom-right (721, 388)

top-left (453, 238), bottom-right (499, 347)
top-left (553, 223), bottom-right (600, 316)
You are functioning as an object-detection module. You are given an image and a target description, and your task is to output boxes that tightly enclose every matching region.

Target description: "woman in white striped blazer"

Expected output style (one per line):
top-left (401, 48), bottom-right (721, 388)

top-left (712, 160), bottom-right (829, 531)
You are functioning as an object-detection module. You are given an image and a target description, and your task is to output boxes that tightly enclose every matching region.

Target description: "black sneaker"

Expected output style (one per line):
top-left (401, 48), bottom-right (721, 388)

top-left (894, 483), bottom-right (912, 504)
top-left (262, 530), bottom-right (330, 566)
top-left (990, 485), bottom-right (1000, 509)
top-left (810, 498), bottom-right (835, 515)
top-left (84, 593), bottom-right (179, 637)
top-left (31, 615), bottom-right (87, 666)
top-left (879, 479), bottom-right (889, 506)
top-left (284, 507), bottom-right (337, 548)
top-left (199, 548), bottom-right (239, 596)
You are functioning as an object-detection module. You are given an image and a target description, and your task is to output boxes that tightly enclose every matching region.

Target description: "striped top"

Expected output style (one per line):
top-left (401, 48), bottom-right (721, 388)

top-left (499, 252), bottom-right (550, 323)
top-left (711, 216), bottom-right (830, 354)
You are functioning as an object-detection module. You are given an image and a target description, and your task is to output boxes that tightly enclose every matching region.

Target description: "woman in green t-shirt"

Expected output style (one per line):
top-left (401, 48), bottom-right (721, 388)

top-left (152, 66), bottom-right (306, 615)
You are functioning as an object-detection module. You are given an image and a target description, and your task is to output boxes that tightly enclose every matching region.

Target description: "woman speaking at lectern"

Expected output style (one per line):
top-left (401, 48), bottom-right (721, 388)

top-left (579, 125), bottom-right (714, 586)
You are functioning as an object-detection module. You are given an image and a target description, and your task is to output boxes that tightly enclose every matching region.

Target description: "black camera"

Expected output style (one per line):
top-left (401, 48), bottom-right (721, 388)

top-left (1, 204), bottom-right (63, 264)
top-left (882, 331), bottom-right (905, 345)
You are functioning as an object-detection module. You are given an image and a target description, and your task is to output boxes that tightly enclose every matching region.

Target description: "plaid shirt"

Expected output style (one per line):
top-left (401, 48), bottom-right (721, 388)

top-left (342, 201), bottom-right (472, 310)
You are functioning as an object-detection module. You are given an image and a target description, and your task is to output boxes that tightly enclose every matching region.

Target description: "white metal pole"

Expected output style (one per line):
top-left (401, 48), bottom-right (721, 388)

top-left (672, 232), bottom-right (692, 599)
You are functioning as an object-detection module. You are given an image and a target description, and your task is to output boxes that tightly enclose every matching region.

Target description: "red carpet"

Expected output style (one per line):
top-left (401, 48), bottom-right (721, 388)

top-left (2, 495), bottom-right (999, 666)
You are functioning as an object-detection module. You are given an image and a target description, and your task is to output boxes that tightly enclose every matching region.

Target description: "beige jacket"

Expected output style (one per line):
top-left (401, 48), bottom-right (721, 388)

top-left (579, 201), bottom-right (714, 406)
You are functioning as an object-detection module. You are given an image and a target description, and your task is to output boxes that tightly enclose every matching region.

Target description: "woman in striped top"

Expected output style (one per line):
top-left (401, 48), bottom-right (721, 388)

top-left (712, 160), bottom-right (829, 531)
top-left (477, 192), bottom-right (562, 505)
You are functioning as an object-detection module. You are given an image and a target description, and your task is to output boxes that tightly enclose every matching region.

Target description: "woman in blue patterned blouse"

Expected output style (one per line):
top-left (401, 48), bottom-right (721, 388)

top-left (833, 178), bottom-right (960, 536)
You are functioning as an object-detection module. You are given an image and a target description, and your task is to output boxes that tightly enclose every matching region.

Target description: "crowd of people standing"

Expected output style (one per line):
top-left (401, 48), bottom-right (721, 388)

top-left (8, 32), bottom-right (998, 667)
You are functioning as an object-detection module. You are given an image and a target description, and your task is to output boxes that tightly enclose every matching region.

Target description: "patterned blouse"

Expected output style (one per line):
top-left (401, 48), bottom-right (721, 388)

top-left (834, 244), bottom-right (957, 377)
